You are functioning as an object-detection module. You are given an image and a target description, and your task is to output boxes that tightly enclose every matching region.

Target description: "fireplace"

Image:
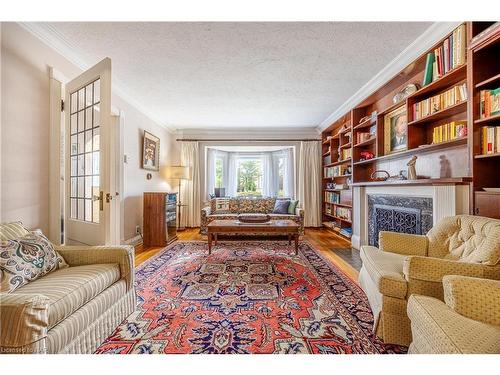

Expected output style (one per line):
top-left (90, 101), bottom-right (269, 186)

top-left (367, 195), bottom-right (432, 246)
top-left (352, 184), bottom-right (470, 250)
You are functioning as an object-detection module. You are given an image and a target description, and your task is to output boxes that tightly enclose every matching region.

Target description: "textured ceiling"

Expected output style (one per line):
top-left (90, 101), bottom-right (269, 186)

top-left (45, 22), bottom-right (432, 130)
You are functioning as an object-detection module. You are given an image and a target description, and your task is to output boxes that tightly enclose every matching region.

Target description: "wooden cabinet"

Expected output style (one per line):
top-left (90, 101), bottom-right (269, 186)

top-left (143, 192), bottom-right (178, 247)
top-left (475, 192), bottom-right (500, 219)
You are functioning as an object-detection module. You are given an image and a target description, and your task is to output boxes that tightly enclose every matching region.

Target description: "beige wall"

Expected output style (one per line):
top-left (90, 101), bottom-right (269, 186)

top-left (1, 22), bottom-right (179, 241)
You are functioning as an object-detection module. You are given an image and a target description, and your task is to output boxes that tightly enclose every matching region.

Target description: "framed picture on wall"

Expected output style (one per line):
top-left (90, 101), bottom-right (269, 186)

top-left (142, 130), bottom-right (160, 171)
top-left (384, 105), bottom-right (407, 154)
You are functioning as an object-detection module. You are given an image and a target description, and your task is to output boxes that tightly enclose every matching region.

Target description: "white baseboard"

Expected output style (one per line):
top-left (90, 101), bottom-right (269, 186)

top-left (124, 234), bottom-right (143, 246)
top-left (351, 235), bottom-right (361, 250)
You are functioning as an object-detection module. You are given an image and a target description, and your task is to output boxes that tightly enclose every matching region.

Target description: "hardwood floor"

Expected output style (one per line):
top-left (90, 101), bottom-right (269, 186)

top-left (135, 227), bottom-right (359, 281)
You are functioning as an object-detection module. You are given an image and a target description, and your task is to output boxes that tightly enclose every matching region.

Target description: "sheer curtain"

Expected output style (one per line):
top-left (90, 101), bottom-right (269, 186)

top-left (298, 141), bottom-right (321, 227)
top-left (282, 148), bottom-right (295, 198)
top-left (262, 152), bottom-right (279, 197)
top-left (226, 152), bottom-right (238, 197)
top-left (180, 141), bottom-right (200, 227)
top-left (205, 148), bottom-right (217, 199)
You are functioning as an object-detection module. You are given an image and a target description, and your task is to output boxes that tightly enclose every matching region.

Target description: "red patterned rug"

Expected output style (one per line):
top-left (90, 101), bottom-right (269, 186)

top-left (96, 241), bottom-right (406, 354)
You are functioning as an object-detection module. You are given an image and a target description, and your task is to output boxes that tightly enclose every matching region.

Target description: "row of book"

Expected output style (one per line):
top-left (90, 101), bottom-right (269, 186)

top-left (334, 207), bottom-right (352, 222)
top-left (422, 24), bottom-right (466, 86)
top-left (322, 222), bottom-right (353, 238)
top-left (481, 126), bottom-right (500, 155)
top-left (341, 148), bottom-right (352, 160)
top-left (479, 88), bottom-right (500, 119)
top-left (355, 132), bottom-right (374, 144)
top-left (324, 191), bottom-right (340, 204)
top-left (412, 83), bottom-right (467, 121)
top-left (432, 121), bottom-right (467, 144)
top-left (324, 164), bottom-right (348, 178)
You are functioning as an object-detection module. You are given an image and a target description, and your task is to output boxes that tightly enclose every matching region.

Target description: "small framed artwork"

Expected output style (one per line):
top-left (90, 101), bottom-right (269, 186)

top-left (384, 105), bottom-right (407, 154)
top-left (142, 130), bottom-right (160, 171)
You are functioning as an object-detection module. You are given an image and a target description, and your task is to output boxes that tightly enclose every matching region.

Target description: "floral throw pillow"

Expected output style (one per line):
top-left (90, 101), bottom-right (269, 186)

top-left (0, 233), bottom-right (68, 293)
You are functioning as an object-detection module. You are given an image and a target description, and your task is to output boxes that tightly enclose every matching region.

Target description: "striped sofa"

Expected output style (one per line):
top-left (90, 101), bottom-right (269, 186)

top-left (0, 223), bottom-right (136, 354)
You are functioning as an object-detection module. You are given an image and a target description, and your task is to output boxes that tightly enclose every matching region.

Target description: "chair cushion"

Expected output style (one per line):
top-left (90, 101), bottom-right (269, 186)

top-left (208, 213), bottom-right (239, 220)
top-left (14, 263), bottom-right (120, 329)
top-left (268, 213), bottom-right (297, 220)
top-left (360, 245), bottom-right (407, 299)
top-left (427, 215), bottom-right (500, 265)
top-left (0, 233), bottom-right (68, 293)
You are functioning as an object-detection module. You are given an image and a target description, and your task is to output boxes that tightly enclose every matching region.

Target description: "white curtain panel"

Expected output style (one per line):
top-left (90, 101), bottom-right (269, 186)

top-left (180, 141), bottom-right (201, 227)
top-left (205, 148), bottom-right (216, 199)
top-left (226, 152), bottom-right (238, 197)
top-left (298, 141), bottom-right (321, 227)
top-left (262, 152), bottom-right (279, 197)
top-left (283, 148), bottom-right (295, 198)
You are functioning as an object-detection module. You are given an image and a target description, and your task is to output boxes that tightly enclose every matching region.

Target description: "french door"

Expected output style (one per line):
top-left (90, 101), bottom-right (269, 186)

top-left (64, 58), bottom-right (113, 245)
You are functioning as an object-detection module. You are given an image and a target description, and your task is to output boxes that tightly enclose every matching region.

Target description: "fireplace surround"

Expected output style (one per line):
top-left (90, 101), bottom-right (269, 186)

top-left (352, 184), bottom-right (470, 249)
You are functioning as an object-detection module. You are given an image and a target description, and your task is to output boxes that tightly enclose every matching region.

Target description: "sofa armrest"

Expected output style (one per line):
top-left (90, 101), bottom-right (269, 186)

top-left (0, 293), bottom-right (50, 353)
top-left (403, 256), bottom-right (487, 283)
top-left (201, 206), bottom-right (212, 217)
top-left (54, 245), bottom-right (134, 291)
top-left (295, 207), bottom-right (304, 218)
top-left (379, 231), bottom-right (428, 256)
top-left (443, 275), bottom-right (500, 326)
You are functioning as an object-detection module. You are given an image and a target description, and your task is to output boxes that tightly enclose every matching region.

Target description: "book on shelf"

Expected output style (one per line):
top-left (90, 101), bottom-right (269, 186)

top-left (339, 227), bottom-right (352, 238)
top-left (341, 148), bottom-right (352, 160)
top-left (334, 207), bottom-right (352, 222)
top-left (432, 121), bottom-right (467, 144)
top-left (356, 132), bottom-right (373, 144)
top-left (422, 24), bottom-right (466, 86)
top-left (412, 82), bottom-right (467, 120)
top-left (481, 126), bottom-right (500, 155)
top-left (479, 87), bottom-right (500, 119)
top-left (324, 164), bottom-right (348, 178)
top-left (323, 155), bottom-right (331, 165)
top-left (324, 191), bottom-right (340, 204)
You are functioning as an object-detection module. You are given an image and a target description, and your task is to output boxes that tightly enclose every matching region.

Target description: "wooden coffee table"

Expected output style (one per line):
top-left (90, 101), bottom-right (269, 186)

top-left (206, 219), bottom-right (300, 255)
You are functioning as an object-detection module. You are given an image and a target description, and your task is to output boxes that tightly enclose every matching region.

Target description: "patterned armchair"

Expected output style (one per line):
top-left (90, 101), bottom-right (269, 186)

top-left (200, 197), bottom-right (304, 236)
top-left (408, 275), bottom-right (500, 353)
top-left (358, 215), bottom-right (500, 346)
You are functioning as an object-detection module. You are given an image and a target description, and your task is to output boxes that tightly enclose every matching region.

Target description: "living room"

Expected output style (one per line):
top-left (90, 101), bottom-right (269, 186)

top-left (1, 1), bottom-right (500, 373)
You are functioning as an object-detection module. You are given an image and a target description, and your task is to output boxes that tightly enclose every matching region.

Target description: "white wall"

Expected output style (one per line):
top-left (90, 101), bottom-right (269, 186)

top-left (1, 22), bottom-right (179, 241)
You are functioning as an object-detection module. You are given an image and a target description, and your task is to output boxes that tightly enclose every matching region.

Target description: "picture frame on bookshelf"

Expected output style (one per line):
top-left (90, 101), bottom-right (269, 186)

top-left (384, 105), bottom-right (407, 154)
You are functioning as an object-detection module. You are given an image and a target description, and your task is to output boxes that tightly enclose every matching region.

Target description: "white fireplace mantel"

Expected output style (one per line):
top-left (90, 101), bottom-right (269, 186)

top-left (351, 184), bottom-right (470, 250)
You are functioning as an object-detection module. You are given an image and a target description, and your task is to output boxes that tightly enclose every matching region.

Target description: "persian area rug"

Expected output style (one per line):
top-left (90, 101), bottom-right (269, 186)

top-left (96, 241), bottom-right (406, 354)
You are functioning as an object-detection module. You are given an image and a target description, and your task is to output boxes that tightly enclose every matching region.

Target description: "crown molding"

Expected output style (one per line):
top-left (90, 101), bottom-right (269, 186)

top-left (18, 22), bottom-right (175, 133)
top-left (317, 22), bottom-right (462, 132)
top-left (176, 126), bottom-right (321, 140)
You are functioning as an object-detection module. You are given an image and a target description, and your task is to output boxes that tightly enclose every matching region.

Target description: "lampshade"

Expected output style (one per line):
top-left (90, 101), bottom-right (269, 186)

top-left (163, 166), bottom-right (191, 180)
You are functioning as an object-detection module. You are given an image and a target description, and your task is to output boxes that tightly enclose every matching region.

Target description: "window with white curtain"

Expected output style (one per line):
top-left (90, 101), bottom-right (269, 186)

top-left (206, 146), bottom-right (294, 199)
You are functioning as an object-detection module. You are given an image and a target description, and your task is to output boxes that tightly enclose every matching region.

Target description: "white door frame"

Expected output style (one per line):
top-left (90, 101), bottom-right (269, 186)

top-left (48, 63), bottom-right (123, 245)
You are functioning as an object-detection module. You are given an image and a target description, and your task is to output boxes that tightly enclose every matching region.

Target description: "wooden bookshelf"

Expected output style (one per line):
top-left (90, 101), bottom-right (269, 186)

top-left (321, 113), bottom-right (353, 240)
top-left (320, 22), bottom-right (500, 244)
top-left (468, 22), bottom-right (500, 216)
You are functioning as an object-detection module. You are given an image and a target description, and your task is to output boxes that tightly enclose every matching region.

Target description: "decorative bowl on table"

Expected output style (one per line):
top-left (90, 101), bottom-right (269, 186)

top-left (237, 213), bottom-right (271, 223)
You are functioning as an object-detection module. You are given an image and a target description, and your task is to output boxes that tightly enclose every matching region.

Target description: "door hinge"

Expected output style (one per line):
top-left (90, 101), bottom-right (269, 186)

top-left (61, 99), bottom-right (65, 112)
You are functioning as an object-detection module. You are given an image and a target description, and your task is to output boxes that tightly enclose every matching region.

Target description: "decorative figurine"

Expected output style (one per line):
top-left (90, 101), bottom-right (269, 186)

top-left (407, 156), bottom-right (418, 180)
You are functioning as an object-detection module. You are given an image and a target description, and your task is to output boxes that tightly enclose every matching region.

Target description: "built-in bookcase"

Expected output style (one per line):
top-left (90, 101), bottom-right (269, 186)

top-left (321, 22), bottom-right (500, 244)
top-left (468, 22), bottom-right (500, 217)
top-left (321, 113), bottom-right (353, 239)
